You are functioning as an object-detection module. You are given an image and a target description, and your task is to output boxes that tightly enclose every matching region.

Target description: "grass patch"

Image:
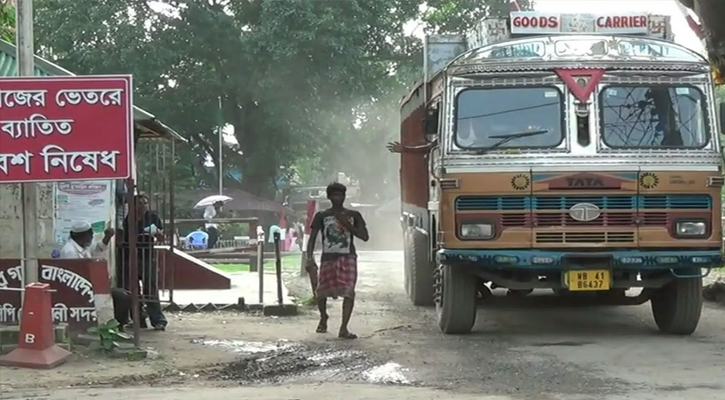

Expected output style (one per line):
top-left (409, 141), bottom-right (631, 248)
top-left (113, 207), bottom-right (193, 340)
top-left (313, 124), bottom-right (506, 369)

top-left (212, 254), bottom-right (302, 274)
top-left (214, 263), bottom-right (250, 273)
top-left (299, 294), bottom-right (317, 307)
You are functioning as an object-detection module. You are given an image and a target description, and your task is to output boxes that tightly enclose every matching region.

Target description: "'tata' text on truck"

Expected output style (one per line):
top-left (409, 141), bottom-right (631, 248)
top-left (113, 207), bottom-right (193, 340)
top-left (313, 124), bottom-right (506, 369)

top-left (397, 11), bottom-right (725, 335)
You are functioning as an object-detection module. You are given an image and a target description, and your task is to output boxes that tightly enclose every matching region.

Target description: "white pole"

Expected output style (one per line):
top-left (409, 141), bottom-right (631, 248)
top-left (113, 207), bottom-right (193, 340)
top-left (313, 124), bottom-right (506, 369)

top-left (218, 96), bottom-right (223, 196)
top-left (17, 0), bottom-right (38, 291)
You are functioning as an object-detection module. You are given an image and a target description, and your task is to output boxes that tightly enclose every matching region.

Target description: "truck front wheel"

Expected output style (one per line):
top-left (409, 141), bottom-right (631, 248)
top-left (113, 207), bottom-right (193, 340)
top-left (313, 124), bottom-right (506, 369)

top-left (436, 264), bottom-right (477, 334)
top-left (650, 271), bottom-right (703, 335)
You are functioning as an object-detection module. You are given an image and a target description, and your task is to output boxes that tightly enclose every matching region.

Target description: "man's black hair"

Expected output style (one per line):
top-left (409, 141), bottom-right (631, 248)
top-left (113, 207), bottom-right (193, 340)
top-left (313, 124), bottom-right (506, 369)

top-left (326, 182), bottom-right (347, 197)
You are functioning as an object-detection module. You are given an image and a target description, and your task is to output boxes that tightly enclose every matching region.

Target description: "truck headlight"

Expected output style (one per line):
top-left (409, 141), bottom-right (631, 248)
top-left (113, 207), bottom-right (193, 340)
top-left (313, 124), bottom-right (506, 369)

top-left (459, 223), bottom-right (494, 239)
top-left (675, 221), bottom-right (707, 237)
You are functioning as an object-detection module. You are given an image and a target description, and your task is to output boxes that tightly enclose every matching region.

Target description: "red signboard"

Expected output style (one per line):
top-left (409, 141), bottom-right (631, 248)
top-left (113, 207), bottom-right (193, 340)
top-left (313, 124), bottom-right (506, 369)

top-left (0, 75), bottom-right (133, 183)
top-left (0, 259), bottom-right (104, 332)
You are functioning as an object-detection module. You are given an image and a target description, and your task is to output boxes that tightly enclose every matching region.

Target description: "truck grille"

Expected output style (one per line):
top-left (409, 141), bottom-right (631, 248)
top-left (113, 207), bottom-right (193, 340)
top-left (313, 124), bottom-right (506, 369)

top-left (455, 195), bottom-right (711, 229)
top-left (535, 231), bottom-right (636, 244)
top-left (534, 211), bottom-right (635, 227)
top-left (455, 195), bottom-right (711, 211)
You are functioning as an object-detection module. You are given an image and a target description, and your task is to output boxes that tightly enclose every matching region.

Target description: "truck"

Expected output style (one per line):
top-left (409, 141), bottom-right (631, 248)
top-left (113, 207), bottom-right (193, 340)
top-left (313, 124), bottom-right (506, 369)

top-left (397, 11), bottom-right (724, 335)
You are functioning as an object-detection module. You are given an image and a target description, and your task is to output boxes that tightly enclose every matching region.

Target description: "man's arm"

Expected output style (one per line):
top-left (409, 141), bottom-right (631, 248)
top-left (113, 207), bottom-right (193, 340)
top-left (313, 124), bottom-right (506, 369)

top-left (306, 213), bottom-right (322, 265)
top-left (91, 240), bottom-right (107, 257)
top-left (352, 212), bottom-right (369, 242)
top-left (387, 140), bottom-right (436, 154)
top-left (335, 211), bottom-right (368, 241)
top-left (152, 213), bottom-right (165, 241)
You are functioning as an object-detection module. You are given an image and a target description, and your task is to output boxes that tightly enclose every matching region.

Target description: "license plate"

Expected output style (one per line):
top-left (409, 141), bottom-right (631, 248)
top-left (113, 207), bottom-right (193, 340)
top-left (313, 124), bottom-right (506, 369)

top-left (566, 270), bottom-right (610, 291)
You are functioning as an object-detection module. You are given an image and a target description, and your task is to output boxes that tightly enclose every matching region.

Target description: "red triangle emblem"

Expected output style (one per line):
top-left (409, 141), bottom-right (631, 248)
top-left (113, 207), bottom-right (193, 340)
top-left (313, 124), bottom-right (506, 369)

top-left (555, 69), bottom-right (605, 103)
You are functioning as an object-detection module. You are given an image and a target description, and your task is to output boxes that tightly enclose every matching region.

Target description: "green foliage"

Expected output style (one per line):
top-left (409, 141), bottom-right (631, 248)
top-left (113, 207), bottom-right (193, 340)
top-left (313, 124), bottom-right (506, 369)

top-left (30, 0), bottom-right (518, 200)
top-left (423, 0), bottom-right (533, 33)
top-left (716, 86), bottom-right (725, 105)
top-left (218, 222), bottom-right (249, 238)
top-left (87, 318), bottom-right (133, 352)
top-left (0, 2), bottom-right (14, 42)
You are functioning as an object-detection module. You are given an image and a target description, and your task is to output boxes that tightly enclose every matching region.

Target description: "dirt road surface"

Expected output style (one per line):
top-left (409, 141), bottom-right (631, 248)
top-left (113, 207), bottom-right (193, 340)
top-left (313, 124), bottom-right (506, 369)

top-left (3, 251), bottom-right (725, 399)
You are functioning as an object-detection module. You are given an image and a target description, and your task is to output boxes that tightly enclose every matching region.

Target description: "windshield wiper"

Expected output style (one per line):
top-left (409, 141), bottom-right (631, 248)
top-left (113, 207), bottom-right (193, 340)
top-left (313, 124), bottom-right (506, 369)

top-left (472, 129), bottom-right (550, 155)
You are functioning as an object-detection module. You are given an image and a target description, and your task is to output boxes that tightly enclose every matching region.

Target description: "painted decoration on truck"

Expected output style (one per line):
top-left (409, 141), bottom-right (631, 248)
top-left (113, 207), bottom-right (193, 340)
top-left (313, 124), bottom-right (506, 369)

top-left (511, 174), bottom-right (530, 191)
top-left (639, 173), bottom-right (660, 190)
top-left (533, 172), bottom-right (636, 191)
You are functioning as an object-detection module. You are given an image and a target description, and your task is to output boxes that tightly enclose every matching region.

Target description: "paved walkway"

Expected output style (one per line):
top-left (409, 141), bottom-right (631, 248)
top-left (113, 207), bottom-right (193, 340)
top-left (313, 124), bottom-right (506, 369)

top-left (160, 271), bottom-right (294, 306)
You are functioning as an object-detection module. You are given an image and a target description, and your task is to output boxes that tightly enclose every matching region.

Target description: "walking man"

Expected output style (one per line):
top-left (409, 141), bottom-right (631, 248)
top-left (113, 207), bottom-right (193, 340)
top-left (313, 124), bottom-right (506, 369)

top-left (306, 182), bottom-right (369, 339)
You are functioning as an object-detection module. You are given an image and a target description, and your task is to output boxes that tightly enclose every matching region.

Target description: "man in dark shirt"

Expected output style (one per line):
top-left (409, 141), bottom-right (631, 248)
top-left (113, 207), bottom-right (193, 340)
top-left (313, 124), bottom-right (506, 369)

top-left (306, 182), bottom-right (369, 339)
top-left (121, 193), bottom-right (168, 331)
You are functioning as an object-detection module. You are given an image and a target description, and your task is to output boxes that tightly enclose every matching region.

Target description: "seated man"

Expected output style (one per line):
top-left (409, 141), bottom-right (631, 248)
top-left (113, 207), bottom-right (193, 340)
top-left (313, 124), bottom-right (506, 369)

top-left (59, 221), bottom-right (131, 330)
top-left (60, 220), bottom-right (114, 259)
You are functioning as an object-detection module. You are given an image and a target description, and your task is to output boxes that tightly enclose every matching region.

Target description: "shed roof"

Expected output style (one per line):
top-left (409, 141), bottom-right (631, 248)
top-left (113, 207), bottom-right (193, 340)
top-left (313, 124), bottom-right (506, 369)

top-left (0, 40), bottom-right (187, 142)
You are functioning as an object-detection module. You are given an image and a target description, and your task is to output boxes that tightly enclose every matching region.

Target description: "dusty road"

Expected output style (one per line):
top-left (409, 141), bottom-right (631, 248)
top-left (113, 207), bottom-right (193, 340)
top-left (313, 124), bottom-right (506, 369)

top-left (3, 251), bottom-right (725, 399)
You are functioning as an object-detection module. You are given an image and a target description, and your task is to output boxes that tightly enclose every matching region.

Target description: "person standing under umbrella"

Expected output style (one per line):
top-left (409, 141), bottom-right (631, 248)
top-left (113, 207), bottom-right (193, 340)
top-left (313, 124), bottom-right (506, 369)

top-left (204, 200), bottom-right (224, 249)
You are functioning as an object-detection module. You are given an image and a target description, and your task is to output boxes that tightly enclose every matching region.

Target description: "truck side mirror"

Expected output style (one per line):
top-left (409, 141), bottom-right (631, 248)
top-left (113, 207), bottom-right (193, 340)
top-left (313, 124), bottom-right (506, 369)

top-left (424, 107), bottom-right (439, 141)
top-left (720, 102), bottom-right (725, 135)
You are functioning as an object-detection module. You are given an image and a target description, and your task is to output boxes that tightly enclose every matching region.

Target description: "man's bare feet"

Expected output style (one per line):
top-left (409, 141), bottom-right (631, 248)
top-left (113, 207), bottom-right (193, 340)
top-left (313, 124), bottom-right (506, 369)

top-left (316, 315), bottom-right (328, 333)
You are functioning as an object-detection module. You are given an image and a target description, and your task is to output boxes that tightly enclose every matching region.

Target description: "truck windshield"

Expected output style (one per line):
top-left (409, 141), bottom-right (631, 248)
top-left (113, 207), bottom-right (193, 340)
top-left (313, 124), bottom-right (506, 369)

top-left (454, 87), bottom-right (563, 150)
top-left (600, 85), bottom-right (708, 149)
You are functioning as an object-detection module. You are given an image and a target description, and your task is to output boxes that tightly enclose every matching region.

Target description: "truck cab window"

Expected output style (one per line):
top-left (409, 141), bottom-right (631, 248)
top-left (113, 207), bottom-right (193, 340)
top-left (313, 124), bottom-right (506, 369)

top-left (599, 85), bottom-right (708, 149)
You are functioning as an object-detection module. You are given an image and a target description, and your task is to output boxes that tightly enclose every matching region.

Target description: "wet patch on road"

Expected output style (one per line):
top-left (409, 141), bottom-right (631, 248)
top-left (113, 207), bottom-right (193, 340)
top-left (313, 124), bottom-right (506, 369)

top-left (658, 383), bottom-right (724, 392)
top-left (195, 339), bottom-right (414, 385)
top-left (529, 341), bottom-right (594, 347)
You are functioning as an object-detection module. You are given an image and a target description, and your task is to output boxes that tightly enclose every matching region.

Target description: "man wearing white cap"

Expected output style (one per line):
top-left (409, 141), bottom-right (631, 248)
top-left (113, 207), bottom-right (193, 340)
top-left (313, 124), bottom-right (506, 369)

top-left (60, 221), bottom-right (115, 259)
top-left (59, 221), bottom-right (131, 330)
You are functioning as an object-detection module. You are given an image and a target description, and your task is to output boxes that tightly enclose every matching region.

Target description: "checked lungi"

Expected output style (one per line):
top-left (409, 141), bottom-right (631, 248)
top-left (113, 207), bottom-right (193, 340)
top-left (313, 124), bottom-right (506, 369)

top-left (316, 254), bottom-right (358, 299)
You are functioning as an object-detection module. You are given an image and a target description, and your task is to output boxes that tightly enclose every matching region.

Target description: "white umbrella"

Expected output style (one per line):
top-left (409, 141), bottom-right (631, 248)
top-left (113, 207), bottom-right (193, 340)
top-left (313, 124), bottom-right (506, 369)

top-left (194, 195), bottom-right (233, 209)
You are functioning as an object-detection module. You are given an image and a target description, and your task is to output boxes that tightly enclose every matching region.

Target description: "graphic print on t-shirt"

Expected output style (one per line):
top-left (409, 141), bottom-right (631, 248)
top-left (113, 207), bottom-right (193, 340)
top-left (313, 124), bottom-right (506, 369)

top-left (321, 214), bottom-right (353, 254)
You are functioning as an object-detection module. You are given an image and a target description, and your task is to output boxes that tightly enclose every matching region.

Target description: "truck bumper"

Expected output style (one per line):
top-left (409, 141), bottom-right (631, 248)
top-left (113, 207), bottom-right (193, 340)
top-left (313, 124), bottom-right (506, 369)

top-left (437, 249), bottom-right (723, 275)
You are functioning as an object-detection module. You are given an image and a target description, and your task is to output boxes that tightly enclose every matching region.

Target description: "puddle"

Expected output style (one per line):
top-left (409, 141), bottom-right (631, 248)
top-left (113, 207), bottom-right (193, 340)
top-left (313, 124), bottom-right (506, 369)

top-left (363, 362), bottom-right (410, 384)
top-left (191, 339), bottom-right (291, 353)
top-left (193, 339), bottom-right (413, 385)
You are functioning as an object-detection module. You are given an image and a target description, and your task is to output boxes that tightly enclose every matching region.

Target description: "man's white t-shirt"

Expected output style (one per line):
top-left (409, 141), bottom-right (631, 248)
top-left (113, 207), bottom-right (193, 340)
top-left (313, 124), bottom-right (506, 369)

top-left (204, 205), bottom-right (218, 229)
top-left (60, 238), bottom-right (107, 259)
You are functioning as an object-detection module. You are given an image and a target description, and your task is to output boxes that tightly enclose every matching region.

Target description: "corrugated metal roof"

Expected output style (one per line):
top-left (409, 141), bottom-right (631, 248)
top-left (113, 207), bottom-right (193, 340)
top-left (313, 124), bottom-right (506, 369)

top-left (0, 40), bottom-right (187, 142)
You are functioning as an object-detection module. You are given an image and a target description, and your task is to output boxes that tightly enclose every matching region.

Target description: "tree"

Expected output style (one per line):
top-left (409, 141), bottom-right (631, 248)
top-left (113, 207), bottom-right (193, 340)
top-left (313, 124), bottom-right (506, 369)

top-left (32, 0), bottom-right (522, 200)
top-left (0, 2), bottom-right (14, 42)
top-left (34, 0), bottom-right (427, 198)
top-left (423, 0), bottom-right (532, 34)
top-left (677, 0), bottom-right (725, 81)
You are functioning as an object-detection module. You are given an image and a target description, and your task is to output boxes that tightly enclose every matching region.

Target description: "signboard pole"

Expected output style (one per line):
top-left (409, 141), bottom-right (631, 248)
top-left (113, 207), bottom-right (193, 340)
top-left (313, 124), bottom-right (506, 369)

top-left (217, 96), bottom-right (223, 196)
top-left (17, 0), bottom-right (39, 291)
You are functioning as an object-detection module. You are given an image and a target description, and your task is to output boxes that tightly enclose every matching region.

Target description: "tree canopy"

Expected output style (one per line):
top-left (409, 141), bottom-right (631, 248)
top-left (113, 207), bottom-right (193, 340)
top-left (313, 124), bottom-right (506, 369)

top-left (26, 0), bottom-right (527, 199)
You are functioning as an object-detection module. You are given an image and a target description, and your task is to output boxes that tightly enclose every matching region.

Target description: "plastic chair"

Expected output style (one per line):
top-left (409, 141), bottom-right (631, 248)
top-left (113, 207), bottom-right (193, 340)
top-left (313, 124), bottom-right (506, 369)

top-left (186, 231), bottom-right (209, 250)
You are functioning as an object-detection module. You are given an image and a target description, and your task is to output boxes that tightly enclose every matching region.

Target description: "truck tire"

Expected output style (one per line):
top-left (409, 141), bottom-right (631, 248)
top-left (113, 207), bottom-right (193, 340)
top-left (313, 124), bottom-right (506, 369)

top-left (650, 272), bottom-right (703, 335)
top-left (407, 228), bottom-right (435, 306)
top-left (436, 264), bottom-right (477, 334)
